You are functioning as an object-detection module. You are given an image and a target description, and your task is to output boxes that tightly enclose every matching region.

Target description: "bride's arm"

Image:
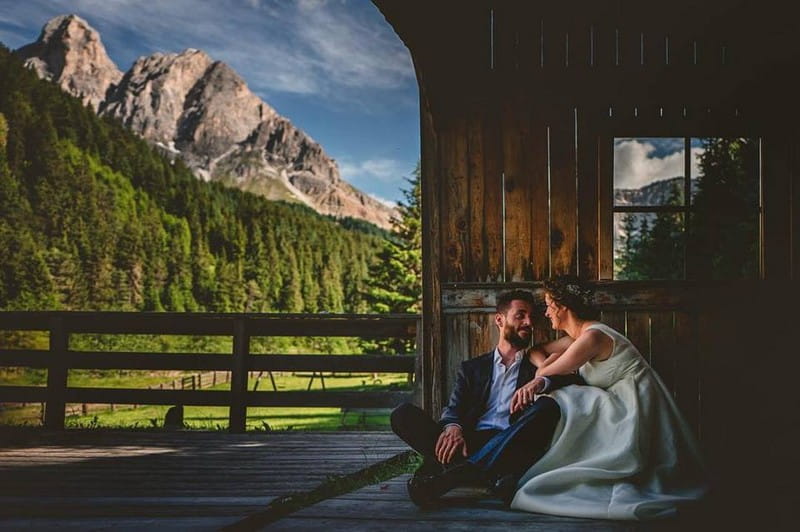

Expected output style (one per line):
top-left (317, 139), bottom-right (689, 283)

top-left (536, 329), bottom-right (611, 377)
top-left (527, 335), bottom-right (573, 367)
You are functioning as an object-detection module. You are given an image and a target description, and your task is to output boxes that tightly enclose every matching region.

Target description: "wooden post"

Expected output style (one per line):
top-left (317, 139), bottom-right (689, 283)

top-left (44, 316), bottom-right (67, 430)
top-left (229, 319), bottom-right (249, 433)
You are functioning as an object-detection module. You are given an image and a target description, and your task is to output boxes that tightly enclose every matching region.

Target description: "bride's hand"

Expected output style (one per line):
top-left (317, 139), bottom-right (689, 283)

top-left (510, 377), bottom-right (546, 414)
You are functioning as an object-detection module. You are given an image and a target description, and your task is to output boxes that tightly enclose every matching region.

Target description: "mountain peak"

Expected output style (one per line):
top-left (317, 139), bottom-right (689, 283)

top-left (15, 14), bottom-right (396, 229)
top-left (16, 14), bottom-right (122, 111)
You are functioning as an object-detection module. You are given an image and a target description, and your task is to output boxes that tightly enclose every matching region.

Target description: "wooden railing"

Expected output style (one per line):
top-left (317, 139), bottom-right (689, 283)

top-left (0, 312), bottom-right (420, 432)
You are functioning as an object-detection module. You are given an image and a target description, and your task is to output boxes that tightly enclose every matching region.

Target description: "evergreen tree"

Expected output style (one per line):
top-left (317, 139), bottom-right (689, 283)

top-left (689, 138), bottom-right (759, 279)
top-left (366, 163), bottom-right (421, 313)
top-left (616, 139), bottom-right (758, 280)
top-left (364, 163), bottom-right (422, 353)
top-left (0, 44), bottom-right (385, 331)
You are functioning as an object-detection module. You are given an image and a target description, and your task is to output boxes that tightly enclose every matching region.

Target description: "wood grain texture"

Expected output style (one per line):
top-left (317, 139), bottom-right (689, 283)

top-left (576, 108), bottom-right (599, 279)
top-left (440, 115), bottom-right (470, 283)
top-left (501, 95), bottom-right (533, 281)
top-left (481, 104), bottom-right (505, 282)
top-left (0, 430), bottom-right (407, 527)
top-left (530, 109), bottom-right (551, 280)
top-left (548, 109), bottom-right (578, 276)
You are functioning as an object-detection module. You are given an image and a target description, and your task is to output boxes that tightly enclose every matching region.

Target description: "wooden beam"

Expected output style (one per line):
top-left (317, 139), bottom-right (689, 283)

top-left (419, 83), bottom-right (443, 417)
top-left (761, 136), bottom-right (792, 279)
top-left (44, 317), bottom-right (67, 430)
top-left (441, 281), bottom-right (695, 310)
top-left (248, 355), bottom-right (416, 373)
top-left (0, 313), bottom-right (417, 338)
top-left (548, 108), bottom-right (578, 275)
top-left (229, 319), bottom-right (249, 433)
top-left (577, 107), bottom-right (600, 279)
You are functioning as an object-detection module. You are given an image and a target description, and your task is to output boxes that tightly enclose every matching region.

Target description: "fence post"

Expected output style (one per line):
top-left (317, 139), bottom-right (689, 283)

top-left (229, 318), bottom-right (249, 433)
top-left (44, 316), bottom-right (67, 430)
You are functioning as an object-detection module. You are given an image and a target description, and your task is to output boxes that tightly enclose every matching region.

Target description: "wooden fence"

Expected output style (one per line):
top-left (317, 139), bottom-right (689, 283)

top-left (0, 312), bottom-right (419, 432)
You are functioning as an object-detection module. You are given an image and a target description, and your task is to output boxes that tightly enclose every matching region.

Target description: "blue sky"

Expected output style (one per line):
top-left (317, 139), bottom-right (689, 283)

top-left (0, 0), bottom-right (419, 206)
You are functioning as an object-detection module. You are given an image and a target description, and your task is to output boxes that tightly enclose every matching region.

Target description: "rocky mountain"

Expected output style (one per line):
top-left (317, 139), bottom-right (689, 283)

top-left (16, 15), bottom-right (122, 111)
top-left (15, 14), bottom-right (396, 230)
top-left (613, 176), bottom-right (697, 253)
top-left (614, 176), bottom-right (692, 207)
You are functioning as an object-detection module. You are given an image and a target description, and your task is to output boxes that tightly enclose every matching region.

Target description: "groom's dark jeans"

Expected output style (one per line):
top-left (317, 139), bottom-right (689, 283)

top-left (390, 403), bottom-right (499, 474)
top-left (466, 396), bottom-right (560, 479)
top-left (390, 397), bottom-right (560, 480)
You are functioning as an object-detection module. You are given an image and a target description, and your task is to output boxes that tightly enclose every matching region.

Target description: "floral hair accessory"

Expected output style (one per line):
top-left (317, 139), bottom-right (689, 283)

top-left (565, 283), bottom-right (593, 305)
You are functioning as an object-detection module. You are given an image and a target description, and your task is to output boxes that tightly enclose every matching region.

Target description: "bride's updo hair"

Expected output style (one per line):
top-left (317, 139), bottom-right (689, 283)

top-left (543, 276), bottom-right (600, 321)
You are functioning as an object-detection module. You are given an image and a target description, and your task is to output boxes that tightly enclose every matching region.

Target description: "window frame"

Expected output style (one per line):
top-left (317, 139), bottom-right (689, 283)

top-left (599, 135), bottom-right (763, 281)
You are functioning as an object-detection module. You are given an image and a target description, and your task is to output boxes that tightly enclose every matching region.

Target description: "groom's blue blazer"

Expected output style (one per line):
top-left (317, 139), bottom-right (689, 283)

top-left (439, 350), bottom-right (584, 432)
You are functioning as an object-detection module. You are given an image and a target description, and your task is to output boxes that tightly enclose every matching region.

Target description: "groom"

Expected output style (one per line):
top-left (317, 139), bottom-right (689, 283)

top-left (390, 289), bottom-right (584, 506)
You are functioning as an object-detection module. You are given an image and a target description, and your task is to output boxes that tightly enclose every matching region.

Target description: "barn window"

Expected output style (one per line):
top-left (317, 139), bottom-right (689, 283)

top-left (611, 137), bottom-right (761, 280)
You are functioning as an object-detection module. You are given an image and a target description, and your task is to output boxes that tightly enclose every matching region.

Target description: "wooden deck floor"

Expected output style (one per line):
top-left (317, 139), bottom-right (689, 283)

top-left (0, 429), bottom-right (776, 531)
top-left (0, 428), bottom-right (407, 530)
top-left (266, 473), bottom-right (713, 532)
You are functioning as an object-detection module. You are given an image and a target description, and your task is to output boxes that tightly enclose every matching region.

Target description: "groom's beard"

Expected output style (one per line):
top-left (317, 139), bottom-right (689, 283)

top-left (503, 325), bottom-right (532, 349)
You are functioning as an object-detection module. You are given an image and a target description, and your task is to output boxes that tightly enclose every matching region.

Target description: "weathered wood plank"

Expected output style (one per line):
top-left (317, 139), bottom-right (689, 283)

top-left (0, 352), bottom-right (413, 373)
top-left (648, 311), bottom-right (677, 397)
top-left (444, 314), bottom-right (469, 405)
top-left (440, 115), bottom-right (470, 283)
top-left (249, 355), bottom-right (415, 373)
top-left (44, 316), bottom-right (67, 430)
top-left (530, 110), bottom-right (551, 280)
top-left (468, 312), bottom-right (496, 357)
top-left (420, 83), bottom-right (443, 417)
top-left (0, 388), bottom-right (412, 409)
top-left (229, 319), bottom-right (248, 432)
top-left (441, 282), bottom-right (694, 311)
top-left (0, 349), bottom-right (49, 368)
top-left (624, 312), bottom-right (650, 362)
top-left (548, 109), bottom-right (578, 276)
top-left (0, 385), bottom-right (46, 402)
top-left (597, 133), bottom-right (614, 279)
top-left (481, 104), bottom-right (504, 282)
top-left (576, 107), bottom-right (599, 279)
top-left (600, 310), bottom-right (626, 336)
top-left (268, 473), bottom-right (647, 531)
top-left (466, 111), bottom-right (486, 282)
top-left (502, 95), bottom-right (533, 281)
top-left (0, 312), bottom-right (418, 338)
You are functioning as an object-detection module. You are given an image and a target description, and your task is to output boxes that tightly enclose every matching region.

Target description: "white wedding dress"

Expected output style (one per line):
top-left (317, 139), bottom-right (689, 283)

top-left (511, 323), bottom-right (707, 520)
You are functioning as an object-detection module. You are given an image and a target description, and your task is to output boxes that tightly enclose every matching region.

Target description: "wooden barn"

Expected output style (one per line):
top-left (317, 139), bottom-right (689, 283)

top-left (375, 0), bottom-right (798, 517)
top-left (1, 1), bottom-right (797, 528)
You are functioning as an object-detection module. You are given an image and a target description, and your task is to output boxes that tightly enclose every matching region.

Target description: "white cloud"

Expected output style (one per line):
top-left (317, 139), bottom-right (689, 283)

top-left (368, 193), bottom-right (397, 209)
top-left (339, 157), bottom-right (406, 184)
top-left (614, 139), bottom-right (703, 189)
top-left (0, 0), bottom-right (416, 104)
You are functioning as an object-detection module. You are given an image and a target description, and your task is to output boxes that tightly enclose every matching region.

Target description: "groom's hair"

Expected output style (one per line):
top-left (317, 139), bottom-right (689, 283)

top-left (496, 290), bottom-right (535, 314)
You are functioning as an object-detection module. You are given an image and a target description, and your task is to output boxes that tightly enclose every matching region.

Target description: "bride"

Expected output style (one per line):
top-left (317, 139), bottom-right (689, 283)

top-left (509, 276), bottom-right (707, 520)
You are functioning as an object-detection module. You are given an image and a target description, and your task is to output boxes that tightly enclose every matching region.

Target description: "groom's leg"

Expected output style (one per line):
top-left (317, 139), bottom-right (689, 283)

top-left (467, 396), bottom-right (561, 478)
top-left (390, 402), bottom-right (443, 471)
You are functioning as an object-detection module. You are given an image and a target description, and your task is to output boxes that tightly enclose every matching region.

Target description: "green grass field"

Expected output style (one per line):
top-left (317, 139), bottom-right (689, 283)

top-left (0, 370), bottom-right (410, 431)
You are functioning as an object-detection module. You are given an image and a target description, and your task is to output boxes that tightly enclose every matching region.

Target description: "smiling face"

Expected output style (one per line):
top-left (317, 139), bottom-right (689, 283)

top-left (544, 293), bottom-right (567, 331)
top-left (497, 299), bottom-right (534, 349)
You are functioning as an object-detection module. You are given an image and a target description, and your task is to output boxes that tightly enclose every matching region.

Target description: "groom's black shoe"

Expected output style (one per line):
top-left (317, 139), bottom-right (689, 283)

top-left (407, 462), bottom-right (484, 507)
top-left (490, 473), bottom-right (519, 507)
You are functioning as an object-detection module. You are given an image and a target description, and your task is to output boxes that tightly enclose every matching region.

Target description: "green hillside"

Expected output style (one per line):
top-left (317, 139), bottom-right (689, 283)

top-left (0, 44), bottom-right (385, 317)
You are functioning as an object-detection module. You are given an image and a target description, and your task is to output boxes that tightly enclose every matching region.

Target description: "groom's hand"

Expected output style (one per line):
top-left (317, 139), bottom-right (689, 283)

top-left (435, 425), bottom-right (467, 464)
top-left (510, 377), bottom-right (547, 414)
